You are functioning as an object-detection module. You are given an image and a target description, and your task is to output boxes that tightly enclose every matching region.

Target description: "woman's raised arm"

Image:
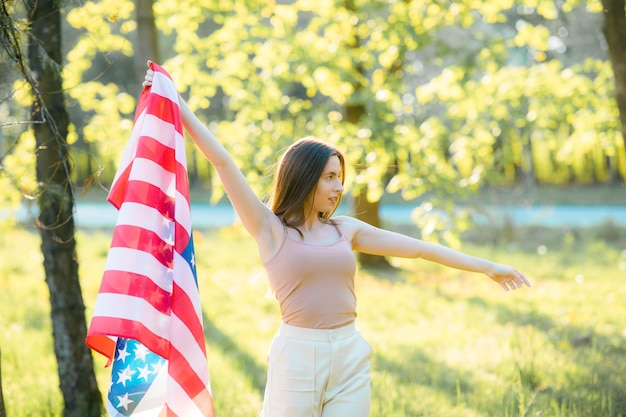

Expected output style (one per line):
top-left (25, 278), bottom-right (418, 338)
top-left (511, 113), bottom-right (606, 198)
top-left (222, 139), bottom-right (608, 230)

top-left (143, 66), bottom-right (277, 242)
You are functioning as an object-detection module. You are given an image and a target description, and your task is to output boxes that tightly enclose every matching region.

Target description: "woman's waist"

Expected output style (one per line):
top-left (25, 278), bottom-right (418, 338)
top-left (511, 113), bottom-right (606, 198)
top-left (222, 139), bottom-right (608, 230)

top-left (278, 320), bottom-right (358, 341)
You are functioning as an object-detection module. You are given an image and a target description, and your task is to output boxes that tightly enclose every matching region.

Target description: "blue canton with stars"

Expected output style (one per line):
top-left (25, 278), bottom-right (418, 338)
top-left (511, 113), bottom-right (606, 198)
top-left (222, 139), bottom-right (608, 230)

top-left (182, 233), bottom-right (199, 288)
top-left (106, 235), bottom-right (199, 416)
top-left (107, 338), bottom-right (166, 416)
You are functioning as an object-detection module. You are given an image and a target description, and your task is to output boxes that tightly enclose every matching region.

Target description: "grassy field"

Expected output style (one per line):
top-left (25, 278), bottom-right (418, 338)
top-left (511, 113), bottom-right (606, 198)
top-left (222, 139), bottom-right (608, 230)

top-left (1, 222), bottom-right (625, 417)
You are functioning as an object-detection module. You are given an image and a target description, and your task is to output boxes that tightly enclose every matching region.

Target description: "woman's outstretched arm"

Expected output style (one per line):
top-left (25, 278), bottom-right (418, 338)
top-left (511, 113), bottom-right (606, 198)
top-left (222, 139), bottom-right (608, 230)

top-left (337, 215), bottom-right (530, 291)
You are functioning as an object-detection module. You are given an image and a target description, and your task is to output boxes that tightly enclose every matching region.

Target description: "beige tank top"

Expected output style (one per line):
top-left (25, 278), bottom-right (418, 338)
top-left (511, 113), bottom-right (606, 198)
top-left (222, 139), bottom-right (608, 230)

top-left (263, 229), bottom-right (357, 329)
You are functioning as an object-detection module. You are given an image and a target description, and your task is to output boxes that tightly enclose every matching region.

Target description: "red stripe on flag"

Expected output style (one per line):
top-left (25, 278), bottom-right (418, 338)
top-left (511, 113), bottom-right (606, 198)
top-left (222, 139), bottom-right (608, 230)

top-left (100, 270), bottom-right (171, 315)
top-left (86, 334), bottom-right (117, 365)
top-left (107, 164), bottom-right (133, 211)
top-left (117, 181), bottom-right (175, 221)
top-left (111, 225), bottom-right (174, 269)
top-left (168, 346), bottom-right (207, 398)
top-left (176, 161), bottom-right (190, 200)
top-left (172, 282), bottom-right (206, 351)
top-left (145, 93), bottom-right (182, 134)
top-left (89, 316), bottom-right (169, 359)
top-left (134, 87), bottom-right (151, 123)
top-left (174, 222), bottom-right (190, 254)
top-left (136, 135), bottom-right (177, 174)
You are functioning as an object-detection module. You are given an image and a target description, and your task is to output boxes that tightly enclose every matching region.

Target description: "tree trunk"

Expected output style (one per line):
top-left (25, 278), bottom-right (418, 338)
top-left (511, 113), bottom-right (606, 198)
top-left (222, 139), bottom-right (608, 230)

top-left (27, 1), bottom-right (102, 416)
top-left (343, 101), bottom-right (390, 267)
top-left (342, 0), bottom-right (397, 268)
top-left (521, 130), bottom-right (536, 187)
top-left (602, 0), bottom-right (626, 152)
top-left (134, 0), bottom-right (160, 83)
top-left (0, 349), bottom-right (5, 417)
top-left (352, 187), bottom-right (392, 267)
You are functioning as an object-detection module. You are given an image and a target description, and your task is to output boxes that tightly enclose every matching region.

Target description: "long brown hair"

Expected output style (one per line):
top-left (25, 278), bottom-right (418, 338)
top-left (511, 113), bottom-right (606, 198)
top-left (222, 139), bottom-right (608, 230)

top-left (268, 136), bottom-right (345, 236)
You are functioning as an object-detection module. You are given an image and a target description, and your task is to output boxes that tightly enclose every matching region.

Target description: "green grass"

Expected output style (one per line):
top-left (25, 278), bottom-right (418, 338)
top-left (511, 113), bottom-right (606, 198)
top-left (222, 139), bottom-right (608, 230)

top-left (1, 224), bottom-right (625, 416)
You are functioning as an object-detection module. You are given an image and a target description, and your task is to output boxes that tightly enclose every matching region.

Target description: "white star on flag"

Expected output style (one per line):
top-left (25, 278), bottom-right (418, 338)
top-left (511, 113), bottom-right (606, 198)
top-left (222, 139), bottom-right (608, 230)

top-left (117, 365), bottom-right (134, 387)
top-left (117, 393), bottom-right (133, 411)
top-left (137, 364), bottom-right (152, 382)
top-left (134, 343), bottom-right (149, 362)
top-left (116, 344), bottom-right (131, 363)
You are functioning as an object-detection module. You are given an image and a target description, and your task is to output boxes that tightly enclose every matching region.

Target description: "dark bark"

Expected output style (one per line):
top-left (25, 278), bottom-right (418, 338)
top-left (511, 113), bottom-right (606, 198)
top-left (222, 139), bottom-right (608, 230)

top-left (0, 349), bottom-right (5, 417)
top-left (341, 13), bottom-right (391, 268)
top-left (343, 101), bottom-right (390, 268)
top-left (602, 0), bottom-right (626, 151)
top-left (27, 1), bottom-right (102, 416)
top-left (134, 0), bottom-right (160, 83)
top-left (343, 102), bottom-right (390, 266)
top-left (352, 188), bottom-right (392, 267)
top-left (341, 0), bottom-right (396, 268)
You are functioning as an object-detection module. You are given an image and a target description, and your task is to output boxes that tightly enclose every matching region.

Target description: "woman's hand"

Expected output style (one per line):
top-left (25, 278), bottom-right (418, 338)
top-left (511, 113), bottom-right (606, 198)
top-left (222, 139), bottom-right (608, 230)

top-left (141, 60), bottom-right (154, 88)
top-left (488, 264), bottom-right (531, 291)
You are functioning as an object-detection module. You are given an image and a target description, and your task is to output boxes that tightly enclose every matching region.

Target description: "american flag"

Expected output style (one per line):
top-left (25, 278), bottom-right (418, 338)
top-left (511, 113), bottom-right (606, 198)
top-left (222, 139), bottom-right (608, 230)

top-left (86, 63), bottom-right (214, 417)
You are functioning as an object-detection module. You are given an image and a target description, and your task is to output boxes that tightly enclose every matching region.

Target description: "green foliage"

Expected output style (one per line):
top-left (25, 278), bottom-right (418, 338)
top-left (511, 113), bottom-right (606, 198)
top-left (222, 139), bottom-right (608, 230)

top-left (24, 0), bottom-right (614, 214)
top-left (4, 0), bottom-right (622, 218)
top-left (2, 226), bottom-right (626, 416)
top-left (0, 128), bottom-right (37, 228)
top-left (62, 0), bottom-right (137, 190)
top-left (0, 0), bottom-right (593, 257)
top-left (417, 58), bottom-right (623, 185)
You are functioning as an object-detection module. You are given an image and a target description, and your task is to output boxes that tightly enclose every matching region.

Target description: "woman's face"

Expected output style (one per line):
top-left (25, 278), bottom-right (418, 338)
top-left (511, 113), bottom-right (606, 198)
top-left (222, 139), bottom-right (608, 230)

top-left (307, 155), bottom-right (344, 215)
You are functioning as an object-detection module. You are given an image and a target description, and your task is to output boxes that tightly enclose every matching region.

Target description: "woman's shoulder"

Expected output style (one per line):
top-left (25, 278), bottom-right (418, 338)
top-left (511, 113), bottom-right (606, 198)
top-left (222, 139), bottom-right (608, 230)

top-left (332, 215), bottom-right (367, 241)
top-left (332, 214), bottom-right (358, 225)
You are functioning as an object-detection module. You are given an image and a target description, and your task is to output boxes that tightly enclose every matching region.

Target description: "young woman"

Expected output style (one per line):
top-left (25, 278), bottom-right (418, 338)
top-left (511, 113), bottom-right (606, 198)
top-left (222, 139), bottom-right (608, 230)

top-left (143, 64), bottom-right (530, 417)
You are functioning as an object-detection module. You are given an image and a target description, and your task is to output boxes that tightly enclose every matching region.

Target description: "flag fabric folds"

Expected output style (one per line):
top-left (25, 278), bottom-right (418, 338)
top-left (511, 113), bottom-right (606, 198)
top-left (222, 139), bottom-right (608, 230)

top-left (86, 63), bottom-right (214, 417)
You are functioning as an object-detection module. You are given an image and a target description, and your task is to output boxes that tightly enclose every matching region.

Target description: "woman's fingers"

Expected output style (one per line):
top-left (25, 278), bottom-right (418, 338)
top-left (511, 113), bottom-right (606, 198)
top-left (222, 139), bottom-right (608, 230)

top-left (142, 69), bottom-right (154, 88)
top-left (496, 267), bottom-right (531, 292)
top-left (141, 60), bottom-right (155, 88)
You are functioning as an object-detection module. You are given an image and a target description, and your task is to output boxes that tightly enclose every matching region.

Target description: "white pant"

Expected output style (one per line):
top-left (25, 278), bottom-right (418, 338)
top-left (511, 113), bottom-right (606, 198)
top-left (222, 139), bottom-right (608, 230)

top-left (261, 322), bottom-right (373, 417)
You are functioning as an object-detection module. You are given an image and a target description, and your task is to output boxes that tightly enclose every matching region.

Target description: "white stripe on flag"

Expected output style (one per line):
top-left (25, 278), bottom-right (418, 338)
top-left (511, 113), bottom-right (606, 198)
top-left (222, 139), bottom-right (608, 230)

top-left (104, 247), bottom-right (173, 293)
top-left (92, 293), bottom-right (170, 340)
top-left (167, 376), bottom-right (207, 417)
top-left (151, 72), bottom-right (181, 104)
top-left (127, 363), bottom-right (168, 416)
top-left (174, 251), bottom-right (202, 316)
top-left (173, 124), bottom-right (190, 178)
top-left (117, 202), bottom-right (175, 246)
top-left (174, 191), bottom-right (192, 236)
top-left (140, 112), bottom-right (182, 149)
top-left (141, 114), bottom-right (188, 173)
top-left (127, 158), bottom-right (176, 197)
top-left (170, 312), bottom-right (209, 385)
top-left (110, 108), bottom-right (148, 188)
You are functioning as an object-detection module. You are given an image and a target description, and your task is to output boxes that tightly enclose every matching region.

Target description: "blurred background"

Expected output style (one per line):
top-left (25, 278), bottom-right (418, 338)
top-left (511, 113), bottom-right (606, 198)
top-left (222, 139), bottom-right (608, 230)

top-left (1, 0), bottom-right (625, 416)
